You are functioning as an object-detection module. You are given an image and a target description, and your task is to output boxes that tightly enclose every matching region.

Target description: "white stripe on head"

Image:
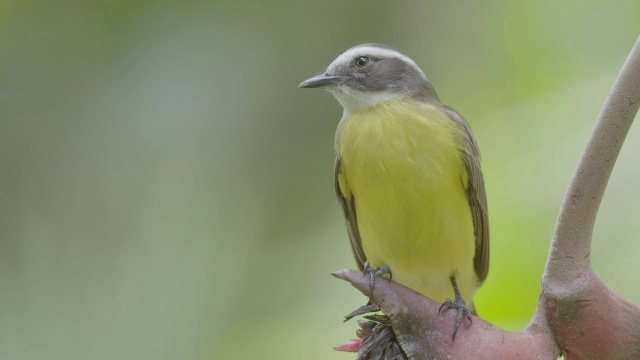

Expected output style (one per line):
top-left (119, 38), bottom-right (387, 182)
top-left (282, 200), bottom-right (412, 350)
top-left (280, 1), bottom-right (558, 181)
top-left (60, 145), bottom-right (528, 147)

top-left (328, 44), bottom-right (427, 81)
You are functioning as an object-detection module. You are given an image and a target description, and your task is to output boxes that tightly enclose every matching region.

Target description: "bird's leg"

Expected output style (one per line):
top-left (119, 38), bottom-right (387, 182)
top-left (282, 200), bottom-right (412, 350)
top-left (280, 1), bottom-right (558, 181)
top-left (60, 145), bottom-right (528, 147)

top-left (363, 261), bottom-right (392, 300)
top-left (439, 276), bottom-right (473, 340)
top-left (342, 262), bottom-right (391, 322)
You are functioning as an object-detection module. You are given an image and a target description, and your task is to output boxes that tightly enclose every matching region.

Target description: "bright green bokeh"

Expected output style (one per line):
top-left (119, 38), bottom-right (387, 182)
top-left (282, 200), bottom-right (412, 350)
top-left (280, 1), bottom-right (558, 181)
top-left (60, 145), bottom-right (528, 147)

top-left (1, 1), bottom-right (639, 359)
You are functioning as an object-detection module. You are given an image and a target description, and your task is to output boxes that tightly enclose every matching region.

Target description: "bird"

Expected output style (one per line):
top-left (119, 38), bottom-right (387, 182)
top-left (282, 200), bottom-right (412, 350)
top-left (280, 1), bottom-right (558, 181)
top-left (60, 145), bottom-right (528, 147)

top-left (299, 43), bottom-right (489, 339)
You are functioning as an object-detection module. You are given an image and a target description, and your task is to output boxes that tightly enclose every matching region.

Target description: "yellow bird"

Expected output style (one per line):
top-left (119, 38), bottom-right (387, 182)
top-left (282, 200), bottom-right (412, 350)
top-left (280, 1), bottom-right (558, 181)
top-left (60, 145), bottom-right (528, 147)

top-left (299, 43), bottom-right (489, 339)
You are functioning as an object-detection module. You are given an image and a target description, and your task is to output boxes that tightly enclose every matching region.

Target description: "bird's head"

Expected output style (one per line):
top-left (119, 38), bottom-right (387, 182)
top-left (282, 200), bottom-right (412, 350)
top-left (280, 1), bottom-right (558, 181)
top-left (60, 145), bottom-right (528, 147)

top-left (299, 43), bottom-right (438, 114)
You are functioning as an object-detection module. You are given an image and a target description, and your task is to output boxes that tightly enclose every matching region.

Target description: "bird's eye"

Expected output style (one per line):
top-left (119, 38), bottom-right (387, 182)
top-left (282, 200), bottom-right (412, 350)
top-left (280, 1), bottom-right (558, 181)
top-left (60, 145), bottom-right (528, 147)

top-left (355, 56), bottom-right (370, 68)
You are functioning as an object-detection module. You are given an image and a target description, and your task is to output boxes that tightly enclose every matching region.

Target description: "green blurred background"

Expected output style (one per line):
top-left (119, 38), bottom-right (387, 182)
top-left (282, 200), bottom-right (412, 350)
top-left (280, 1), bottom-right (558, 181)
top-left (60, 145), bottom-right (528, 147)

top-left (1, 1), bottom-right (639, 359)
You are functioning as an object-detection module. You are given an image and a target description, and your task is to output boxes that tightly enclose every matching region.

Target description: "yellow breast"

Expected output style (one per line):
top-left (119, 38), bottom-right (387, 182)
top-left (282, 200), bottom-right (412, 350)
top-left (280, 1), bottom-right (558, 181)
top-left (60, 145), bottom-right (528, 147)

top-left (335, 99), bottom-right (477, 302)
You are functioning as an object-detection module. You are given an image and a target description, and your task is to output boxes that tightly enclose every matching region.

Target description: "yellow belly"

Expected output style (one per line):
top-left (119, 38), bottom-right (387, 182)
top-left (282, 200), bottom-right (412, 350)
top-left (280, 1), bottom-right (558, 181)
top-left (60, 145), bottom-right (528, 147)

top-left (335, 99), bottom-right (477, 303)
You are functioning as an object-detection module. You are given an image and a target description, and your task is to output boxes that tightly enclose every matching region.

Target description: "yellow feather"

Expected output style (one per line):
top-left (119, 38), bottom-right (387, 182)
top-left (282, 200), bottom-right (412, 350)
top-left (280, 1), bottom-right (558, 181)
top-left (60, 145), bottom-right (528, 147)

top-left (335, 98), bottom-right (477, 303)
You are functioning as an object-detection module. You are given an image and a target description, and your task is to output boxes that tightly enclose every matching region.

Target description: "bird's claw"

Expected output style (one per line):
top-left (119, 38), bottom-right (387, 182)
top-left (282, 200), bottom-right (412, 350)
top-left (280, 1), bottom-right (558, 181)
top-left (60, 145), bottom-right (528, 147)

top-left (363, 261), bottom-right (392, 300)
top-left (439, 296), bottom-right (472, 340)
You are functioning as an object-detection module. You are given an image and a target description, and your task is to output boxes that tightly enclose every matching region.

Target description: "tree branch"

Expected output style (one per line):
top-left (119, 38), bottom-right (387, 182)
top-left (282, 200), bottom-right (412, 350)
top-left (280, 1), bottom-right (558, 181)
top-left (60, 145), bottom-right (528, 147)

top-left (543, 35), bottom-right (640, 287)
top-left (334, 269), bottom-right (559, 359)
top-left (541, 35), bottom-right (640, 360)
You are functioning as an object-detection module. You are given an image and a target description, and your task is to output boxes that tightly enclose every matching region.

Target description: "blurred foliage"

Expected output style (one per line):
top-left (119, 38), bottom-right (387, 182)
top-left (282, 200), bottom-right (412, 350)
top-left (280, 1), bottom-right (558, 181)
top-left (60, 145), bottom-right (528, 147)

top-left (0, 1), bottom-right (639, 359)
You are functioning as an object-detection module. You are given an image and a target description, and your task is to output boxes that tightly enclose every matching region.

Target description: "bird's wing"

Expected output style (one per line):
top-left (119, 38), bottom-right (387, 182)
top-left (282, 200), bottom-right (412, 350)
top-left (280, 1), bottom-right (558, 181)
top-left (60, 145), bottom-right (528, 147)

top-left (334, 156), bottom-right (366, 270)
top-left (445, 106), bottom-right (490, 284)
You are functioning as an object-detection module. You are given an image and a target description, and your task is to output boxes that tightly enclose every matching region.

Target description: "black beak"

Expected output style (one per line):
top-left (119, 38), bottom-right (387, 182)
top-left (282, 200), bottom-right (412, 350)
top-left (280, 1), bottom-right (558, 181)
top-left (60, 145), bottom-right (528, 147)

top-left (298, 73), bottom-right (343, 89)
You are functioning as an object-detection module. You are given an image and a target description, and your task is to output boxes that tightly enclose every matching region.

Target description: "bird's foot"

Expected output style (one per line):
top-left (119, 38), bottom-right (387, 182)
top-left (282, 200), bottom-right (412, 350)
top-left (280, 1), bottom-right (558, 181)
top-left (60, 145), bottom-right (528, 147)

top-left (439, 294), bottom-right (472, 340)
top-left (363, 261), bottom-right (392, 300)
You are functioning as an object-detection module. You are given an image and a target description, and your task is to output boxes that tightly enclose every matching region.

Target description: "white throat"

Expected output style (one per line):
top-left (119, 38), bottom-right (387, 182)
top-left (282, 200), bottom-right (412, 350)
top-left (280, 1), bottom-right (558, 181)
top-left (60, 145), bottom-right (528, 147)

top-left (330, 85), bottom-right (404, 115)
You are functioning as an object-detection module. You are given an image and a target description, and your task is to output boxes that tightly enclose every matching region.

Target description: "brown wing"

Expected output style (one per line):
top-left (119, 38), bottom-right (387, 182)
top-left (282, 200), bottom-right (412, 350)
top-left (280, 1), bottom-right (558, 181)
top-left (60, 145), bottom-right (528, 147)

top-left (334, 156), bottom-right (366, 270)
top-left (445, 106), bottom-right (490, 284)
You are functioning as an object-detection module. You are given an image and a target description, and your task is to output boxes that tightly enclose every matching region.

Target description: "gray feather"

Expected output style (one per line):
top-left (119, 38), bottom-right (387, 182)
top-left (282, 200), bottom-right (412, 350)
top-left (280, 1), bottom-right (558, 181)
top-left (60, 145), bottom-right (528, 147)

top-left (335, 157), bottom-right (366, 270)
top-left (444, 106), bottom-right (490, 284)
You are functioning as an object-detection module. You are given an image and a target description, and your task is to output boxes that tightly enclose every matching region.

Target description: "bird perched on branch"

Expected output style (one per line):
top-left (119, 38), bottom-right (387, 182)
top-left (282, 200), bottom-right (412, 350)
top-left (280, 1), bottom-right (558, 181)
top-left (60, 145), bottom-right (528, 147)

top-left (299, 43), bottom-right (490, 339)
